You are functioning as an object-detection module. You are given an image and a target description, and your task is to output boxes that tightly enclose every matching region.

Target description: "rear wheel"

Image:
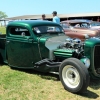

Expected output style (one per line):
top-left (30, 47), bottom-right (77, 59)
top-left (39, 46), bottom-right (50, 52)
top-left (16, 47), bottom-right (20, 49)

top-left (59, 58), bottom-right (90, 93)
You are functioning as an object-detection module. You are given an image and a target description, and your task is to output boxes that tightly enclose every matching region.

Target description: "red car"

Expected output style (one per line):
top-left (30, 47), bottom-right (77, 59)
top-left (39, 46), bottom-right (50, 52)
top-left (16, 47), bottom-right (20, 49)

top-left (60, 19), bottom-right (100, 41)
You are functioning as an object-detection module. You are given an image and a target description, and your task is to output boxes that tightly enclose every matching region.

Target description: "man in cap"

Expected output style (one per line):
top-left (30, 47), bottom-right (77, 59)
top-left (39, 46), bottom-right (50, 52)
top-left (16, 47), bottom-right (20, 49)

top-left (52, 11), bottom-right (60, 24)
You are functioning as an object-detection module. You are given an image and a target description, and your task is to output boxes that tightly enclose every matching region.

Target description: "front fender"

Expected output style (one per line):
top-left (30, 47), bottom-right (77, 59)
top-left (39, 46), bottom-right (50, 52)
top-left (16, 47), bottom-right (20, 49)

top-left (80, 57), bottom-right (90, 69)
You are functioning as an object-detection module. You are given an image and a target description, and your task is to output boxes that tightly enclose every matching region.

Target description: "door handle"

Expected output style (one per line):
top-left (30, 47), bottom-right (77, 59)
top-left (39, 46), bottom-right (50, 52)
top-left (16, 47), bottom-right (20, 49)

top-left (28, 39), bottom-right (33, 43)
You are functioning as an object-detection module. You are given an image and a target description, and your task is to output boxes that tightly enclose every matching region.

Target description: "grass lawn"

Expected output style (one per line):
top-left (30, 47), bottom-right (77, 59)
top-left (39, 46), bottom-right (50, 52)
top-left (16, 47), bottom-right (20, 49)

top-left (0, 65), bottom-right (100, 100)
top-left (0, 27), bottom-right (6, 34)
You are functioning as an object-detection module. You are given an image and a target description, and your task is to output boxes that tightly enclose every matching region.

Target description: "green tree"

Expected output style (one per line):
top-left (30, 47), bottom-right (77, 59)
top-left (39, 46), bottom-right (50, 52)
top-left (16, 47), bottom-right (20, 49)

top-left (0, 11), bottom-right (8, 19)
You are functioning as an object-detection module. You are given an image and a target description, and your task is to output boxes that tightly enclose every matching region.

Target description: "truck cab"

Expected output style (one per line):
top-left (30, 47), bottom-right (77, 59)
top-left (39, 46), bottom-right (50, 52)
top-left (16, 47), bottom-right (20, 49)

top-left (3, 20), bottom-right (64, 69)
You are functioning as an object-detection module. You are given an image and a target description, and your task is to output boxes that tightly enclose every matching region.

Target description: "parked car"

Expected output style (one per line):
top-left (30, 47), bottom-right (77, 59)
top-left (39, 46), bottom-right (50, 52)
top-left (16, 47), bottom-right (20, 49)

top-left (60, 19), bottom-right (100, 41)
top-left (1, 20), bottom-right (100, 94)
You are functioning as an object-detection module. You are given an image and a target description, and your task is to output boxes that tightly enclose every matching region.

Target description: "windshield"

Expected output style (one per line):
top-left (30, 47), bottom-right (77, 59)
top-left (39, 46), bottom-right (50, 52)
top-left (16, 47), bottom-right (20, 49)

top-left (60, 23), bottom-right (71, 29)
top-left (32, 25), bottom-right (64, 34)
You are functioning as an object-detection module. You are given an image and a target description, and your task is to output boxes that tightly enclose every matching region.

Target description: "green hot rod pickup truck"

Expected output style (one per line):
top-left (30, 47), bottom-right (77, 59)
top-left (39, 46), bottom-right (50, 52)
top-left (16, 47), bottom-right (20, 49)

top-left (0, 20), bottom-right (100, 94)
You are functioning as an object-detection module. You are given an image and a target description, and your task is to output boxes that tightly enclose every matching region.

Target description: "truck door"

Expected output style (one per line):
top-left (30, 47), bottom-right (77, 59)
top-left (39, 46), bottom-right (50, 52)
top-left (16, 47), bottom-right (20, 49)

top-left (6, 26), bottom-right (41, 68)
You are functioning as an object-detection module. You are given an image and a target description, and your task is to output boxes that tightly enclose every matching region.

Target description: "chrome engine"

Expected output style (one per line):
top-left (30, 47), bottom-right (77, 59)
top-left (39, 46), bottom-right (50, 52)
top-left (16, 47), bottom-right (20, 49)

top-left (58, 38), bottom-right (84, 59)
top-left (58, 37), bottom-right (84, 49)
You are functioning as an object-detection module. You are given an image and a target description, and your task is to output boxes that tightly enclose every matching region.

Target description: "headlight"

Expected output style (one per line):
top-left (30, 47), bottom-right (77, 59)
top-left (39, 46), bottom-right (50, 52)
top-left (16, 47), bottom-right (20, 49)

top-left (82, 58), bottom-right (90, 68)
top-left (84, 34), bottom-right (89, 39)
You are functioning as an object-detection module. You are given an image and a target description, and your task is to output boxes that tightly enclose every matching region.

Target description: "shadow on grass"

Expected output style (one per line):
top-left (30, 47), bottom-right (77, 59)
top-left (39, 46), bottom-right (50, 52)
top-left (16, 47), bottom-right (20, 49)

top-left (11, 67), bottom-right (99, 99)
top-left (11, 67), bottom-right (59, 81)
top-left (78, 90), bottom-right (99, 99)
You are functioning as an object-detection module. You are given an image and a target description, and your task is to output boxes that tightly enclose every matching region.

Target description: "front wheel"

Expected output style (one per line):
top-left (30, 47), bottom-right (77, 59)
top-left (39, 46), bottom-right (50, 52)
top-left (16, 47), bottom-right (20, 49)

top-left (59, 58), bottom-right (90, 93)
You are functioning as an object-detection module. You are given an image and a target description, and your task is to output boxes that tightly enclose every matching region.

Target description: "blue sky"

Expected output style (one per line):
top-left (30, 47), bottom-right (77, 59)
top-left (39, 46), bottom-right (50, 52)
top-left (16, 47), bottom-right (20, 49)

top-left (0, 0), bottom-right (100, 17)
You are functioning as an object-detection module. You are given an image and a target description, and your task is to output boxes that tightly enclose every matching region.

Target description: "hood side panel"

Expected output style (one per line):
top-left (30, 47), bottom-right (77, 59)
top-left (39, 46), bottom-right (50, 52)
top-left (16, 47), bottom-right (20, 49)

top-left (45, 35), bottom-right (69, 60)
top-left (54, 49), bottom-right (74, 58)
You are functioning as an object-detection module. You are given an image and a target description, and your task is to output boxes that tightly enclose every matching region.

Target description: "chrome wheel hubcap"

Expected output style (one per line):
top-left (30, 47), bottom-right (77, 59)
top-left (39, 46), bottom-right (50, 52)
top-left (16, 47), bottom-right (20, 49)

top-left (62, 65), bottom-right (80, 88)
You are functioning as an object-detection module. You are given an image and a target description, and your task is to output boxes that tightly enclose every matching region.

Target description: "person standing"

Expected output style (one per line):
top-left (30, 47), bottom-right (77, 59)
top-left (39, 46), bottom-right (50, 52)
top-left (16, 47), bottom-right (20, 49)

top-left (52, 11), bottom-right (60, 24)
top-left (41, 14), bottom-right (46, 20)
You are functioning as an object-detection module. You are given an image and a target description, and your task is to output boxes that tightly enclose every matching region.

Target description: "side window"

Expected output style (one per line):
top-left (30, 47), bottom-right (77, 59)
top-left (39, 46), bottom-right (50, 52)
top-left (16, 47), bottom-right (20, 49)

top-left (9, 27), bottom-right (30, 37)
top-left (61, 23), bottom-right (70, 29)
